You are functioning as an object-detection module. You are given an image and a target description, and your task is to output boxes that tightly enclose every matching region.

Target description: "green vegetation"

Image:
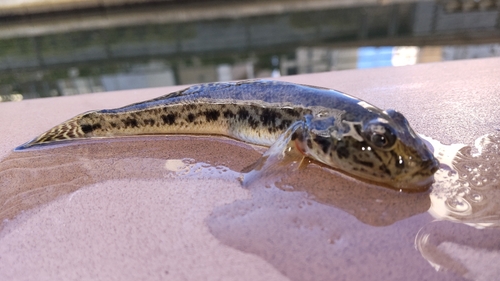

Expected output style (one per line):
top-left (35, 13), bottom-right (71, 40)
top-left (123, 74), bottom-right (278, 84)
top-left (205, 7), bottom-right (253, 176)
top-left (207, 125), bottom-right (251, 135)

top-left (289, 8), bottom-right (360, 30)
top-left (0, 37), bottom-right (36, 57)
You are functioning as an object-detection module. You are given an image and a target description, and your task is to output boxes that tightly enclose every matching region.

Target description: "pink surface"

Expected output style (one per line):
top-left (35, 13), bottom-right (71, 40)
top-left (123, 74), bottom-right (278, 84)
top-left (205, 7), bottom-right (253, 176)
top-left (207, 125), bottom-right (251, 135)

top-left (1, 58), bottom-right (500, 280)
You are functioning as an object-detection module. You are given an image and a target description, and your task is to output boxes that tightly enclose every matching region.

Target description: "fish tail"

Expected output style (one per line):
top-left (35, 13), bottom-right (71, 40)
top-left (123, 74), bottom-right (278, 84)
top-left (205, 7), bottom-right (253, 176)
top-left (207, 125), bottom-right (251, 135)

top-left (15, 111), bottom-right (102, 150)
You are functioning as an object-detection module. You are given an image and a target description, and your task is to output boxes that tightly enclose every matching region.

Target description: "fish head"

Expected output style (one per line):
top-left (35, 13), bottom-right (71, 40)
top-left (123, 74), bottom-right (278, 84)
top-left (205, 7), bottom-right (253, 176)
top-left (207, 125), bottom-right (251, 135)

top-left (303, 109), bottom-right (439, 191)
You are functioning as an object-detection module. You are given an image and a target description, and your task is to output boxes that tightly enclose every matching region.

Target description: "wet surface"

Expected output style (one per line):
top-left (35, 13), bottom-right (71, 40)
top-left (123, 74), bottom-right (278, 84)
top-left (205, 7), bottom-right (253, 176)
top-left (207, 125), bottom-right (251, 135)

top-left (430, 133), bottom-right (500, 227)
top-left (0, 136), bottom-right (288, 280)
top-left (416, 221), bottom-right (500, 281)
top-left (0, 136), bottom-right (261, 227)
top-left (413, 133), bottom-right (500, 280)
top-left (2, 131), bottom-right (500, 280)
top-left (206, 133), bottom-right (500, 280)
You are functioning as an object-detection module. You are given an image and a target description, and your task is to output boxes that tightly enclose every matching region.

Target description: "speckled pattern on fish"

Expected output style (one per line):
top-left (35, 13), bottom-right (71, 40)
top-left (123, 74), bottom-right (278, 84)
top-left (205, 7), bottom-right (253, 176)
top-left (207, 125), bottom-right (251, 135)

top-left (16, 79), bottom-right (439, 191)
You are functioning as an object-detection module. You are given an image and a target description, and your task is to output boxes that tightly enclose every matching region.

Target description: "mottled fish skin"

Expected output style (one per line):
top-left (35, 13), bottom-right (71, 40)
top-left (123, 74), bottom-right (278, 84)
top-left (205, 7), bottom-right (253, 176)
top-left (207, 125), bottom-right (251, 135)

top-left (16, 79), bottom-right (439, 190)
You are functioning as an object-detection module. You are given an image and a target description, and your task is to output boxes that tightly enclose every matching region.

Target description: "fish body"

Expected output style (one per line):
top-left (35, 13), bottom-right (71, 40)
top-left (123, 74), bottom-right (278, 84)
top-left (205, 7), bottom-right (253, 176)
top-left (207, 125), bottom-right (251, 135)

top-left (16, 79), bottom-right (439, 191)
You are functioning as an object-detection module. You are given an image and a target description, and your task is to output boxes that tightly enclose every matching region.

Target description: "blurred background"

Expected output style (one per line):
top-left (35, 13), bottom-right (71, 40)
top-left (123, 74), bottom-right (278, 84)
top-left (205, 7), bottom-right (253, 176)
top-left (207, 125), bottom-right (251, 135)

top-left (0, 0), bottom-right (498, 102)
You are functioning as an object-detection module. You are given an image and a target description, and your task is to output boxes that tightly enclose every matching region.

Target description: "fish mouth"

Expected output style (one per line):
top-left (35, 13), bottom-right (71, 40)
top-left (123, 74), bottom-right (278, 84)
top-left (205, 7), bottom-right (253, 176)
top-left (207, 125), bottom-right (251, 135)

top-left (407, 157), bottom-right (439, 181)
top-left (397, 157), bottom-right (439, 191)
top-left (421, 157), bottom-right (440, 175)
top-left (419, 136), bottom-right (440, 174)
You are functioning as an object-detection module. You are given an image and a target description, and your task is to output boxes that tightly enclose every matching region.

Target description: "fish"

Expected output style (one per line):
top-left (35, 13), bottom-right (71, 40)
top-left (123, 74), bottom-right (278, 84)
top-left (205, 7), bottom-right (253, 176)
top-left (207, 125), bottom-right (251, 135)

top-left (15, 79), bottom-right (439, 191)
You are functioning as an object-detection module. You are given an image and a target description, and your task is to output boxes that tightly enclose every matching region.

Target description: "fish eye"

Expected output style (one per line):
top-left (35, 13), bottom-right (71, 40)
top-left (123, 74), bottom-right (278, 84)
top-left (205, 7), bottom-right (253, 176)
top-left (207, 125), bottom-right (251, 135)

top-left (363, 120), bottom-right (396, 149)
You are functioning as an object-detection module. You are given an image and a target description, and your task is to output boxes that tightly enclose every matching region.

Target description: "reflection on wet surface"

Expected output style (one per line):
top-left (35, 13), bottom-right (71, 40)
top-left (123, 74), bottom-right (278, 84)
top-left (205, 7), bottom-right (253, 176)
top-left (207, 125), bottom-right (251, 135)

top-left (0, 136), bottom-right (261, 228)
top-left (416, 221), bottom-right (500, 281)
top-left (414, 133), bottom-right (500, 279)
top-left (1, 133), bottom-right (500, 280)
top-left (242, 140), bottom-right (431, 226)
top-left (430, 133), bottom-right (500, 228)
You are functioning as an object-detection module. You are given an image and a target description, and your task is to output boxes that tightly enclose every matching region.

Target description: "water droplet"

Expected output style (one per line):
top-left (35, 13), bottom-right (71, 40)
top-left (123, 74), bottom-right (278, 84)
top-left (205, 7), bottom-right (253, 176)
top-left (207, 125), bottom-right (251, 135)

top-left (445, 197), bottom-right (470, 213)
top-left (470, 193), bottom-right (483, 202)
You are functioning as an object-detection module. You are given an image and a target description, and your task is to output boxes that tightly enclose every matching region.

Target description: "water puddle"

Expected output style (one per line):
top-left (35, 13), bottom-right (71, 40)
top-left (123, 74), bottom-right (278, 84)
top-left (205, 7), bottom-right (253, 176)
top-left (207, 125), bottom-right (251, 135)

top-left (0, 136), bottom-right (259, 230)
top-left (208, 132), bottom-right (500, 281)
top-left (1, 132), bottom-right (500, 280)
top-left (164, 158), bottom-right (239, 179)
top-left (428, 133), bottom-right (500, 227)
top-left (413, 133), bottom-right (500, 279)
top-left (415, 221), bottom-right (500, 281)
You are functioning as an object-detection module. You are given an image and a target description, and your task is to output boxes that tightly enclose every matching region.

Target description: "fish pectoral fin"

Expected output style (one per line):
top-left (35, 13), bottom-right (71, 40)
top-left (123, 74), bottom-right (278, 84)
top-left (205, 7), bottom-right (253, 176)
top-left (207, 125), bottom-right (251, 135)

top-left (241, 155), bottom-right (268, 173)
top-left (297, 156), bottom-right (312, 170)
top-left (242, 121), bottom-right (307, 187)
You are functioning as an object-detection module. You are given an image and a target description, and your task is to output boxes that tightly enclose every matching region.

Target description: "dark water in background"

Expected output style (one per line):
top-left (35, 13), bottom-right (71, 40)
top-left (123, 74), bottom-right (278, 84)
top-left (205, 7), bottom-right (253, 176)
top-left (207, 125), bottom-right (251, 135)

top-left (0, 0), bottom-right (498, 101)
